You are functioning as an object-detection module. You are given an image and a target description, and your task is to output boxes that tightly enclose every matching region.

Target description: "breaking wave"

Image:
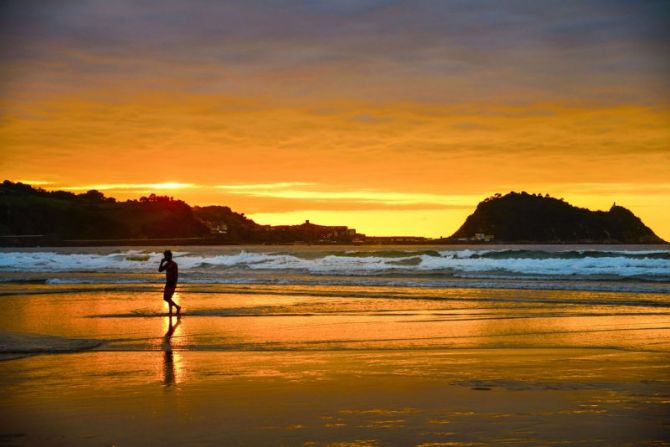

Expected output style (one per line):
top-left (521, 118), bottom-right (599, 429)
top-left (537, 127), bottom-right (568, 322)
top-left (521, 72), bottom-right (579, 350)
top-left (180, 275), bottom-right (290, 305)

top-left (0, 247), bottom-right (668, 281)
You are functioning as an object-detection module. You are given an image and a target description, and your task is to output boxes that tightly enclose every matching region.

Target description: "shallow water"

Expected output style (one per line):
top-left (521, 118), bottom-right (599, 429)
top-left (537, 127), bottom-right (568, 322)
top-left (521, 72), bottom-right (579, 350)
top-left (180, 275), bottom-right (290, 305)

top-left (1, 245), bottom-right (669, 445)
top-left (2, 284), bottom-right (670, 354)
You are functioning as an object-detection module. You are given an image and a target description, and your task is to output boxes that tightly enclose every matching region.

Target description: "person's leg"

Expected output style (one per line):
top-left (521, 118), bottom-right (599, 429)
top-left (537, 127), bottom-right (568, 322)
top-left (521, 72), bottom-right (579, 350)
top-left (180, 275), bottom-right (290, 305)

top-left (170, 298), bottom-right (181, 315)
top-left (164, 285), bottom-right (175, 315)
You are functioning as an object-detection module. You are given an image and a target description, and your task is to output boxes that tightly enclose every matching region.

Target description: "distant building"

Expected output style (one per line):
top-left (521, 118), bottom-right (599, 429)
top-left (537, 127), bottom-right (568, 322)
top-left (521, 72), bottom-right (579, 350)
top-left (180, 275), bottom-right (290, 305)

top-left (364, 236), bottom-right (429, 244)
top-left (202, 222), bottom-right (228, 234)
top-left (263, 220), bottom-right (361, 243)
top-left (474, 233), bottom-right (494, 242)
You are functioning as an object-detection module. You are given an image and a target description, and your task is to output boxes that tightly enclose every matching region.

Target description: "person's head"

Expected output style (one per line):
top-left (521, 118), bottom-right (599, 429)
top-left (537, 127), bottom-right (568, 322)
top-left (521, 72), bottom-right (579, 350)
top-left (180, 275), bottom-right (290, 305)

top-left (163, 250), bottom-right (173, 261)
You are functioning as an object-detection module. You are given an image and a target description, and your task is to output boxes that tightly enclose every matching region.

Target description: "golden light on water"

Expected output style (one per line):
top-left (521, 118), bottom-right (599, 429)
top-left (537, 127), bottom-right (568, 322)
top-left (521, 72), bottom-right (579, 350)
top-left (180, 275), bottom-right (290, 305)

top-left (1, 3), bottom-right (669, 444)
top-left (161, 312), bottom-right (185, 387)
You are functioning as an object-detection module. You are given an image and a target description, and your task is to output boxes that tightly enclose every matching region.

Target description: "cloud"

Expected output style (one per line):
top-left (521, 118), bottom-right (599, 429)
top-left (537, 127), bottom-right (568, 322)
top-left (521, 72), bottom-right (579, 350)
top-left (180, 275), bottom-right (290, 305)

top-left (3, 93), bottom-right (669, 194)
top-left (16, 179), bottom-right (52, 185)
top-left (216, 182), bottom-right (315, 191)
top-left (2, 1), bottom-right (669, 238)
top-left (1, 0), bottom-right (668, 104)
top-left (535, 182), bottom-right (670, 196)
top-left (59, 182), bottom-right (198, 191)
top-left (216, 183), bottom-right (476, 208)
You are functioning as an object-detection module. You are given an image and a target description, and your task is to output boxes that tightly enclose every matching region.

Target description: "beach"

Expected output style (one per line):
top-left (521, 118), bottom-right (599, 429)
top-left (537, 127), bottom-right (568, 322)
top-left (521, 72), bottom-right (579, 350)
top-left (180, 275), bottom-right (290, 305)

top-left (1, 245), bottom-right (669, 446)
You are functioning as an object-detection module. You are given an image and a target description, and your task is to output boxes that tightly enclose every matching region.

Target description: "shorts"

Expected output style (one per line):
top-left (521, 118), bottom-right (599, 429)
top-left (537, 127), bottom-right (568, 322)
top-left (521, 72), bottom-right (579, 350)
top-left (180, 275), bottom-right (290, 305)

top-left (163, 281), bottom-right (177, 300)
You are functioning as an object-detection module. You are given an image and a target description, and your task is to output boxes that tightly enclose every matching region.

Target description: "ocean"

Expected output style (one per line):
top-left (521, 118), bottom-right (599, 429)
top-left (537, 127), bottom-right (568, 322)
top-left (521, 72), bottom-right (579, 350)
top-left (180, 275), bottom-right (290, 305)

top-left (1, 245), bottom-right (669, 445)
top-left (1, 244), bottom-right (669, 293)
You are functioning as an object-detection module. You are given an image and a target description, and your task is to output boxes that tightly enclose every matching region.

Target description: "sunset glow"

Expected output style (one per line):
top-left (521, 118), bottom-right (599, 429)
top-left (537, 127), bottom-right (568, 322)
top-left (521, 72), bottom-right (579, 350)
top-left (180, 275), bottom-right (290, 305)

top-left (2, 3), bottom-right (670, 445)
top-left (61, 182), bottom-right (198, 191)
top-left (1, 1), bottom-right (668, 238)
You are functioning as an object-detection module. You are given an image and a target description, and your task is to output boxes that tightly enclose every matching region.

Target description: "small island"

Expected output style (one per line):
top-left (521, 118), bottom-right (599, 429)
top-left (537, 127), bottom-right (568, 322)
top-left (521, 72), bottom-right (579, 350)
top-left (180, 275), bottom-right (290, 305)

top-left (443, 191), bottom-right (664, 244)
top-left (0, 181), bottom-right (665, 245)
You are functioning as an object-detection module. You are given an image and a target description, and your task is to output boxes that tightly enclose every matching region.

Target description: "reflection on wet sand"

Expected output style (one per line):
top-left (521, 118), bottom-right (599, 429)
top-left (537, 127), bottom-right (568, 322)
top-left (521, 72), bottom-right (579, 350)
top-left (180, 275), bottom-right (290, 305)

top-left (162, 316), bottom-right (180, 387)
top-left (1, 283), bottom-right (670, 445)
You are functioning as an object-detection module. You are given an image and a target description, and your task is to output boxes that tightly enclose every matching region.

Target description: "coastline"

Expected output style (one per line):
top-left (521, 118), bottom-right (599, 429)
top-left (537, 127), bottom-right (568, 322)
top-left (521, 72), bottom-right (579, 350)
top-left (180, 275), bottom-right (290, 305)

top-left (1, 238), bottom-right (668, 247)
top-left (1, 245), bottom-right (669, 445)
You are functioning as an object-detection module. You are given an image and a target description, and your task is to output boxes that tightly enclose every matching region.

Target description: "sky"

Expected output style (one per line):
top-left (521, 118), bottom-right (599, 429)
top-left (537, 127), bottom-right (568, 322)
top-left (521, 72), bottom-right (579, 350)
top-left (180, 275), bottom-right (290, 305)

top-left (1, 0), bottom-right (669, 239)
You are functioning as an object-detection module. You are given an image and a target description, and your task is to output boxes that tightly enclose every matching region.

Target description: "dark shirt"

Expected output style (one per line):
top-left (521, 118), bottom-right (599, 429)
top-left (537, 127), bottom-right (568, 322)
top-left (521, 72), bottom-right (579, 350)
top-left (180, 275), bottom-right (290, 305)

top-left (164, 261), bottom-right (178, 286)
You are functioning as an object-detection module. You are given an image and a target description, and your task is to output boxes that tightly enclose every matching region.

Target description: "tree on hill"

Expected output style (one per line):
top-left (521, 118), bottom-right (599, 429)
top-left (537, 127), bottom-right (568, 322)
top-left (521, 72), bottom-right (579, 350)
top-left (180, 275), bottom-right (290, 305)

top-left (450, 191), bottom-right (663, 243)
top-left (0, 181), bottom-right (208, 239)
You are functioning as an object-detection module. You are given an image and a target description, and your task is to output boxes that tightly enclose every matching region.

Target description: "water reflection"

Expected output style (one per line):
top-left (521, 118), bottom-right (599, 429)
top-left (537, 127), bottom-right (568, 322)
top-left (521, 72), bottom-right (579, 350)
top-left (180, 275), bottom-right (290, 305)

top-left (162, 315), bottom-right (180, 387)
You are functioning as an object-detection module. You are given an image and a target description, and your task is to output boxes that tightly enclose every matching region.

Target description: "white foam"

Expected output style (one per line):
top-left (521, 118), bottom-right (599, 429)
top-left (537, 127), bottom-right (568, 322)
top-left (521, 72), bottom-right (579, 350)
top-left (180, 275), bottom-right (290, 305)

top-left (417, 253), bottom-right (670, 277)
top-left (0, 248), bottom-right (668, 279)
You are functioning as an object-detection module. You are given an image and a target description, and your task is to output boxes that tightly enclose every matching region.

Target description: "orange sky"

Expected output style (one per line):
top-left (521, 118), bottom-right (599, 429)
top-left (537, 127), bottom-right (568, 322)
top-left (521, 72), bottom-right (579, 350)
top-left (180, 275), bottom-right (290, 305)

top-left (1, 1), bottom-right (669, 239)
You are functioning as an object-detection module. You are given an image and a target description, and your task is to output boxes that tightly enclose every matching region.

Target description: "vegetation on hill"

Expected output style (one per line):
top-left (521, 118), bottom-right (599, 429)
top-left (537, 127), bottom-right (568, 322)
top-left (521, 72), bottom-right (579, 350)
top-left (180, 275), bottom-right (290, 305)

top-left (0, 181), bottom-right (359, 245)
top-left (1, 182), bottom-right (664, 245)
top-left (449, 191), bottom-right (664, 243)
top-left (192, 205), bottom-right (259, 241)
top-left (0, 181), bottom-right (209, 241)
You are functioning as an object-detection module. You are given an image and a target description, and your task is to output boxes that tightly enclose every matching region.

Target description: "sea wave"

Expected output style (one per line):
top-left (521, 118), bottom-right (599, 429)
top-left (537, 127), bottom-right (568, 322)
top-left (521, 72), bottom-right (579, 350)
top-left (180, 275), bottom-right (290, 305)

top-left (1, 248), bottom-right (668, 279)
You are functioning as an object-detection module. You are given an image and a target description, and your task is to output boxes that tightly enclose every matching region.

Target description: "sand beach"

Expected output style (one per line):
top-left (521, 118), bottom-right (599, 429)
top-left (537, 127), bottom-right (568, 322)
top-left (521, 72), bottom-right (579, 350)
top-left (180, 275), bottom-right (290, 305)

top-left (1, 246), bottom-right (669, 446)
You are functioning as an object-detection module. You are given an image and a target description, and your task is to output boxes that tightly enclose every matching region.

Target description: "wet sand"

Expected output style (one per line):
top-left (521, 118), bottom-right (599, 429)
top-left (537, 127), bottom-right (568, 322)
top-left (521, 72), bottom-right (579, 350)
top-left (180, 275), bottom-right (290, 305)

top-left (1, 284), bottom-right (670, 445)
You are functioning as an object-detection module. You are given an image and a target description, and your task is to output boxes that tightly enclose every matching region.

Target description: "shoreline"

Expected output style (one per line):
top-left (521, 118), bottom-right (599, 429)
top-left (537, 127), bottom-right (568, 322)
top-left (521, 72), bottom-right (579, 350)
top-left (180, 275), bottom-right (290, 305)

top-left (2, 348), bottom-right (669, 445)
top-left (1, 238), bottom-right (668, 248)
top-left (1, 247), bottom-right (669, 445)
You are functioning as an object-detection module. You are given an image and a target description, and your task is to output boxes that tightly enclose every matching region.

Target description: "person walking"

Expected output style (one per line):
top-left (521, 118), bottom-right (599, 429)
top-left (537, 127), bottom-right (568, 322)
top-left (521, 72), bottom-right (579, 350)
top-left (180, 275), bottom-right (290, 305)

top-left (159, 250), bottom-right (181, 316)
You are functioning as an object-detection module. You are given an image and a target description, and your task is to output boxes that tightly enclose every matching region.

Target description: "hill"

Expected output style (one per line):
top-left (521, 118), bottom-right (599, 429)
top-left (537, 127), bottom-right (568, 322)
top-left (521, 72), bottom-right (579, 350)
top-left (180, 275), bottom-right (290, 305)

top-left (0, 181), bottom-right (210, 243)
top-left (448, 192), bottom-right (664, 243)
top-left (1, 182), bottom-right (664, 245)
top-left (0, 180), bottom-right (361, 245)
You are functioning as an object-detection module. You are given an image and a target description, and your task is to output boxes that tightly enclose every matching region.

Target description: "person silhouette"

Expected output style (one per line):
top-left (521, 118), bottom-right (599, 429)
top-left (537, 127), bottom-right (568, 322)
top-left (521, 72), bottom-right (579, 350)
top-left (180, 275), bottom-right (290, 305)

top-left (159, 250), bottom-right (181, 315)
top-left (162, 315), bottom-right (180, 387)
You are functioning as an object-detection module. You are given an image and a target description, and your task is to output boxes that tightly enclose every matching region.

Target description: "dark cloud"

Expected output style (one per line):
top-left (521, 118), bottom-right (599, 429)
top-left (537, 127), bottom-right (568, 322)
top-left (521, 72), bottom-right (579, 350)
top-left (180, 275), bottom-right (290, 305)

top-left (1, 0), bottom-right (668, 104)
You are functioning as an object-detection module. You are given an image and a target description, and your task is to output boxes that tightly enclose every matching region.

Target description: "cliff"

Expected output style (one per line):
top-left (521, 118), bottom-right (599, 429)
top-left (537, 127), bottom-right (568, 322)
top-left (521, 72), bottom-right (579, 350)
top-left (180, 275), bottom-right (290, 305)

top-left (449, 192), bottom-right (664, 243)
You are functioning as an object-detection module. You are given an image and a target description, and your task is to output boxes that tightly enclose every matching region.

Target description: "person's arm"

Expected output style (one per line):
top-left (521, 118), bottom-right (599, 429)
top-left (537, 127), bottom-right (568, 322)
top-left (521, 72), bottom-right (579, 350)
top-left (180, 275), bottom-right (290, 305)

top-left (159, 258), bottom-right (167, 272)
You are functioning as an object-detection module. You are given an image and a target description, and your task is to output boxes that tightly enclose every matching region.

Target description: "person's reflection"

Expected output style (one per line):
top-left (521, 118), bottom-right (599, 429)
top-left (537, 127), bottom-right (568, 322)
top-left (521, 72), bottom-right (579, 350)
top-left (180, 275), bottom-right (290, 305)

top-left (162, 315), bottom-right (180, 387)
